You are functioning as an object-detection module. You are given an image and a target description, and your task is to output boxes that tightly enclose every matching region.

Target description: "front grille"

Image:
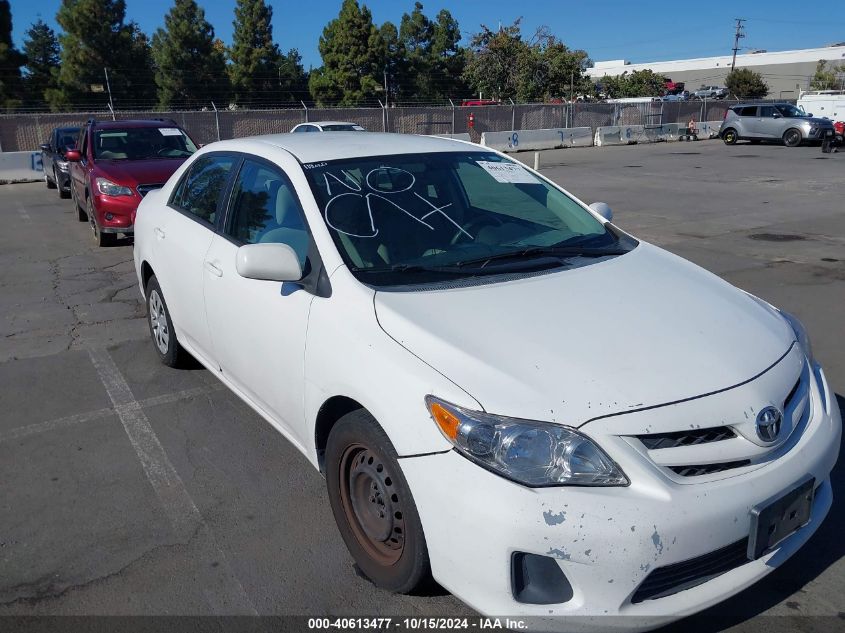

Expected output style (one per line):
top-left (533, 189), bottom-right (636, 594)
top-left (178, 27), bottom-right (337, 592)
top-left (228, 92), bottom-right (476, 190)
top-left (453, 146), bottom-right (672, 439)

top-left (137, 183), bottom-right (164, 197)
top-left (669, 460), bottom-right (751, 477)
top-left (631, 538), bottom-right (749, 603)
top-left (784, 378), bottom-right (801, 410)
top-left (638, 427), bottom-right (736, 450)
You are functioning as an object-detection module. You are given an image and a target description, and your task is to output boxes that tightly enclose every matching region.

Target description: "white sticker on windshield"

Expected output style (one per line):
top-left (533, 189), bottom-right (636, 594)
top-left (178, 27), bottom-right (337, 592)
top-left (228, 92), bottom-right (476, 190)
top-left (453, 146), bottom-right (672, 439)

top-left (476, 160), bottom-right (539, 184)
top-left (159, 128), bottom-right (183, 136)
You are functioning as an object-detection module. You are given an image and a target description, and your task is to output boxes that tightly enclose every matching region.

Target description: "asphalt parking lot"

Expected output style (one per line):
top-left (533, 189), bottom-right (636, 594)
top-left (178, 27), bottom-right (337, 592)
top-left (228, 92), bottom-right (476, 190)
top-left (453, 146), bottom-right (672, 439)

top-left (0, 139), bottom-right (843, 632)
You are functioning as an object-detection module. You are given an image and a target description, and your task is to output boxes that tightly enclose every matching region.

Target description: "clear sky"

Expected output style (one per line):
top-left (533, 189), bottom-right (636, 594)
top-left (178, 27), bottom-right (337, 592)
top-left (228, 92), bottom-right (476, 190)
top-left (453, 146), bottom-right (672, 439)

top-left (10, 0), bottom-right (844, 69)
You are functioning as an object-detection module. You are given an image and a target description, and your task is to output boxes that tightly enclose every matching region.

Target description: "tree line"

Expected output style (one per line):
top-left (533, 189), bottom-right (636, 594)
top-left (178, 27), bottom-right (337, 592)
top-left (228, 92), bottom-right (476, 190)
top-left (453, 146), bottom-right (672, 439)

top-left (1, 0), bottom-right (785, 113)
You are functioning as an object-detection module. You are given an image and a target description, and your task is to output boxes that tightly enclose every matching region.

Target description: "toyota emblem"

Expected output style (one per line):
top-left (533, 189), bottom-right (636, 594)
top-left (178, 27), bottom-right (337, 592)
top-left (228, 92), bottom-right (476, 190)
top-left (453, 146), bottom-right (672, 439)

top-left (756, 406), bottom-right (782, 443)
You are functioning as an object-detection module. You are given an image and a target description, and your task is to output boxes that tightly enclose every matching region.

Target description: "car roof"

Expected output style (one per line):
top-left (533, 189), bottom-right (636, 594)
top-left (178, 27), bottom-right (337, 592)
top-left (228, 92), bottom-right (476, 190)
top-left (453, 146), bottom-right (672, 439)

top-left (90, 119), bottom-right (181, 130)
top-left (307, 121), bottom-right (359, 127)
top-left (216, 132), bottom-right (478, 163)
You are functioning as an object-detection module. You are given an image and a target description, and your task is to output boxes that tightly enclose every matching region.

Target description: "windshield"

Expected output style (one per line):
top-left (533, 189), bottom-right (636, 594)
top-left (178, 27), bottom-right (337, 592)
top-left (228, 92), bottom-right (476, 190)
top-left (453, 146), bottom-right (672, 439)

top-left (321, 124), bottom-right (365, 131)
top-left (304, 152), bottom-right (635, 286)
top-left (775, 104), bottom-right (807, 118)
top-left (93, 127), bottom-right (197, 160)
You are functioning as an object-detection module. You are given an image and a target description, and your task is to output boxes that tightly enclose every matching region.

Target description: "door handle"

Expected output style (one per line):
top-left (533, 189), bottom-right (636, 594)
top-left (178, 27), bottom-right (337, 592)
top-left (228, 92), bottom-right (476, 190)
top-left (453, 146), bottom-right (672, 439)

top-left (154, 227), bottom-right (165, 240)
top-left (204, 261), bottom-right (223, 277)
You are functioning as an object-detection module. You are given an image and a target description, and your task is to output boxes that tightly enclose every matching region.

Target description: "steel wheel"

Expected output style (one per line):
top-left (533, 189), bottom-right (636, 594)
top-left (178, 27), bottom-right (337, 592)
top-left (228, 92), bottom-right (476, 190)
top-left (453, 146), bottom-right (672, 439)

top-left (148, 289), bottom-right (170, 355)
top-left (340, 444), bottom-right (405, 565)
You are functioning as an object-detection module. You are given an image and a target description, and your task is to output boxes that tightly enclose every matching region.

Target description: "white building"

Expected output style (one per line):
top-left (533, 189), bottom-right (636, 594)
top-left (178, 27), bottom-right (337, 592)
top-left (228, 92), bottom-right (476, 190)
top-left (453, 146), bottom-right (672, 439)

top-left (586, 44), bottom-right (845, 98)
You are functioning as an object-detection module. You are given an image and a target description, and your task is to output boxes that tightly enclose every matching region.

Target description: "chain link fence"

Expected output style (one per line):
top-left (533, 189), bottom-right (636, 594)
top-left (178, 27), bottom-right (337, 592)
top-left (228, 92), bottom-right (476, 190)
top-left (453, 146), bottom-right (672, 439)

top-left (0, 99), bottom-right (792, 152)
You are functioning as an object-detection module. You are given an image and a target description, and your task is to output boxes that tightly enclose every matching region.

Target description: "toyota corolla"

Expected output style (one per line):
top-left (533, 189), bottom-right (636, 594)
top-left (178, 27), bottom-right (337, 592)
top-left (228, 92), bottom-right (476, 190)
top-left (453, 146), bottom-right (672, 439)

top-left (133, 133), bottom-right (840, 631)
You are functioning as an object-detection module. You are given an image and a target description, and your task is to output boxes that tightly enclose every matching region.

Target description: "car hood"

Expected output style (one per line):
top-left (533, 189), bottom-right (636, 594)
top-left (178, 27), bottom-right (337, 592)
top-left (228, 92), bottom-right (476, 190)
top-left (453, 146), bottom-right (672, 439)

top-left (807, 117), bottom-right (835, 126)
top-left (94, 158), bottom-right (188, 186)
top-left (374, 243), bottom-right (793, 426)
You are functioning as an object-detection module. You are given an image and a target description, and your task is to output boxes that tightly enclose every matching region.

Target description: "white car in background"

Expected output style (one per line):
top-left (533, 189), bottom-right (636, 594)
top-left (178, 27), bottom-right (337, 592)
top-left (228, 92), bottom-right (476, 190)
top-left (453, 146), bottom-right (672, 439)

top-left (291, 120), bottom-right (365, 133)
top-left (133, 133), bottom-right (840, 631)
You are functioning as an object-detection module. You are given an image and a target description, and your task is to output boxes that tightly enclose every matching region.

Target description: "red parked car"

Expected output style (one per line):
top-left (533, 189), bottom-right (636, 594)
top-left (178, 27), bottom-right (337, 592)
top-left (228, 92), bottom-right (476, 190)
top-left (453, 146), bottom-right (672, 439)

top-left (66, 119), bottom-right (198, 246)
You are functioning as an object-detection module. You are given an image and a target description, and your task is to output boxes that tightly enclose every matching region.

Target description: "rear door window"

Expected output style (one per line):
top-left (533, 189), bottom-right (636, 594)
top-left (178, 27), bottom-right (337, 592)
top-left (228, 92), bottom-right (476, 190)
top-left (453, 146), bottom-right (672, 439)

top-left (738, 106), bottom-right (758, 117)
top-left (170, 154), bottom-right (237, 225)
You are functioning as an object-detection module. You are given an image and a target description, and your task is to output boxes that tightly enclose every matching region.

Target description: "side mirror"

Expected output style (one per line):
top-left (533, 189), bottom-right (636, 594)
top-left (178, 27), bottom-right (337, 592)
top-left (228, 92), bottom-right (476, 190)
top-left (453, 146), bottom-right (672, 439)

top-left (589, 202), bottom-right (613, 222)
top-left (236, 242), bottom-right (303, 282)
top-left (39, 143), bottom-right (50, 152)
top-left (806, 112), bottom-right (813, 118)
top-left (772, 112), bottom-right (782, 119)
top-left (65, 149), bottom-right (82, 162)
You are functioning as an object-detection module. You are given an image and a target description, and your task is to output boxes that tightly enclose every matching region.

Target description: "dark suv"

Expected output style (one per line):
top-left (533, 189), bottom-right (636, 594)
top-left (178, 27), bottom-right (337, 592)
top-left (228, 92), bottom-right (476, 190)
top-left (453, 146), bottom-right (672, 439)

top-left (721, 103), bottom-right (835, 147)
top-left (66, 119), bottom-right (198, 246)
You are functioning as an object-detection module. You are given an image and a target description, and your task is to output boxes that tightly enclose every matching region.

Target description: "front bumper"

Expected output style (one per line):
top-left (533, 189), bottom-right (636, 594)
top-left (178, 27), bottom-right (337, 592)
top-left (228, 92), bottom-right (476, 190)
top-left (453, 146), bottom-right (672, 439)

top-left (92, 192), bottom-right (138, 234)
top-left (399, 364), bottom-right (840, 632)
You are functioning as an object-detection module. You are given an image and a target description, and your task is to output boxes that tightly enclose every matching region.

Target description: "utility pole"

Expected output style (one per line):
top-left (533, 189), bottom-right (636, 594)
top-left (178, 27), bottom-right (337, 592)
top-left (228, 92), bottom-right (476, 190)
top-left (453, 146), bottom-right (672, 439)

top-left (730, 18), bottom-right (746, 73)
top-left (104, 67), bottom-right (115, 114)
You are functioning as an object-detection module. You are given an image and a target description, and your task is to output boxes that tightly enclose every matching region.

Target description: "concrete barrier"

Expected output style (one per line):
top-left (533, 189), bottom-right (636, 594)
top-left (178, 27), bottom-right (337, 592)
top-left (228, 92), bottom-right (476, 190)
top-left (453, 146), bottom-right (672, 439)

top-left (594, 126), bottom-right (623, 146)
top-left (432, 133), bottom-right (472, 141)
top-left (0, 151), bottom-right (43, 183)
top-left (481, 127), bottom-right (593, 152)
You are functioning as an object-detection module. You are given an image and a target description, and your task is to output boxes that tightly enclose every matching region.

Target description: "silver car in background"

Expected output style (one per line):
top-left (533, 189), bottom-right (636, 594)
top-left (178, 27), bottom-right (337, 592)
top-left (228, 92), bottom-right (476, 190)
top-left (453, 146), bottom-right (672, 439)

top-left (721, 103), bottom-right (835, 146)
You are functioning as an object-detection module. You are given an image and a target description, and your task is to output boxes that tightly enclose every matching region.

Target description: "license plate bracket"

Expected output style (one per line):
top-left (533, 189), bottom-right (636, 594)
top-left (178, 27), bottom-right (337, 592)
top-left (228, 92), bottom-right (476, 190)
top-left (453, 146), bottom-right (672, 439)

top-left (748, 476), bottom-right (814, 560)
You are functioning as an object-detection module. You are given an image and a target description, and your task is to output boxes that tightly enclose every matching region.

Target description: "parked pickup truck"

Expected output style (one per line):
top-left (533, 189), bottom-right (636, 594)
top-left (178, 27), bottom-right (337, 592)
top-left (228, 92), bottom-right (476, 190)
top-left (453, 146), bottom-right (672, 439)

top-left (693, 86), bottom-right (728, 99)
top-left (40, 126), bottom-right (80, 198)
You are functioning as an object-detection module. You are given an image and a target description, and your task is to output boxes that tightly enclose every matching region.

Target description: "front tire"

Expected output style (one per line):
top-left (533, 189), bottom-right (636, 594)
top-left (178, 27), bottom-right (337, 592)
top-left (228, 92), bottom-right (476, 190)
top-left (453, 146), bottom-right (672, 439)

top-left (722, 128), bottom-right (738, 145)
top-left (73, 187), bottom-right (88, 222)
top-left (145, 275), bottom-right (186, 368)
top-left (45, 169), bottom-right (56, 189)
top-left (783, 128), bottom-right (802, 147)
top-left (57, 170), bottom-right (70, 199)
top-left (90, 197), bottom-right (115, 247)
top-left (326, 410), bottom-right (431, 593)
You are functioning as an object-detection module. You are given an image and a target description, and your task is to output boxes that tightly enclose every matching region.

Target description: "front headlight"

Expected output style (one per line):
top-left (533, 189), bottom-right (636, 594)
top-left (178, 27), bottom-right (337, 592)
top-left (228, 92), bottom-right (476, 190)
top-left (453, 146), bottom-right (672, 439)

top-left (425, 396), bottom-right (628, 487)
top-left (781, 311), bottom-right (814, 363)
top-left (95, 177), bottom-right (133, 197)
top-left (56, 160), bottom-right (69, 171)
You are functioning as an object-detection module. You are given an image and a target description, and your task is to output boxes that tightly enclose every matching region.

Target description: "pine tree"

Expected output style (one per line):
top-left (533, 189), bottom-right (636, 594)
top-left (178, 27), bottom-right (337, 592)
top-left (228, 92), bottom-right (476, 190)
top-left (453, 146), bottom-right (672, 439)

top-left (22, 20), bottom-right (59, 108)
top-left (152, 0), bottom-right (230, 108)
top-left (53, 0), bottom-right (155, 110)
top-left (309, 0), bottom-right (384, 106)
top-left (0, 1), bottom-right (25, 109)
top-left (229, 0), bottom-right (280, 106)
top-left (398, 3), bottom-right (464, 101)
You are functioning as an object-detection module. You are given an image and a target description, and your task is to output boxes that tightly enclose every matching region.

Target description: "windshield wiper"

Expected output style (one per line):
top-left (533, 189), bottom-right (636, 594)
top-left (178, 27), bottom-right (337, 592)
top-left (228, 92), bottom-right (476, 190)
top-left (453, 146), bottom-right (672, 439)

top-left (454, 245), bottom-right (630, 268)
top-left (350, 263), bottom-right (469, 274)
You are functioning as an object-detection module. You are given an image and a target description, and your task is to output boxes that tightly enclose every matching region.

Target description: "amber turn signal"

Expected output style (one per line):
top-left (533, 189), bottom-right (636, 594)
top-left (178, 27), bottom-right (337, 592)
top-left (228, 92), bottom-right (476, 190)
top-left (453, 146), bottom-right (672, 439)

top-left (428, 400), bottom-right (461, 440)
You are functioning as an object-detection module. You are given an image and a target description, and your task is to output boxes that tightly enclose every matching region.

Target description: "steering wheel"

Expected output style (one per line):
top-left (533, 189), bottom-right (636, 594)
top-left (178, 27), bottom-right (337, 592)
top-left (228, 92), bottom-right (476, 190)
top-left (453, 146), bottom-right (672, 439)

top-left (450, 214), bottom-right (506, 245)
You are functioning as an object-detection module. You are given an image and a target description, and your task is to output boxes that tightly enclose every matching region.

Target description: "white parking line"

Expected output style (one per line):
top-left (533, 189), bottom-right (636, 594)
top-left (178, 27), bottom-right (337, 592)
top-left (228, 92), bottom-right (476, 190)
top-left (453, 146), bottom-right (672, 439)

top-left (87, 347), bottom-right (258, 615)
top-left (0, 384), bottom-right (225, 444)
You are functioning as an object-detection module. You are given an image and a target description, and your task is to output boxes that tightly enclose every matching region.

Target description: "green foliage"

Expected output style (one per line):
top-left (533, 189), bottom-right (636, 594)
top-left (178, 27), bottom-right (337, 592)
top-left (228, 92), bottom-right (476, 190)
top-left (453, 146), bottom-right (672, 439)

top-left (397, 2), bottom-right (465, 101)
top-left (228, 0), bottom-right (305, 105)
top-left (309, 0), bottom-right (384, 105)
top-left (810, 60), bottom-right (842, 91)
top-left (463, 20), bottom-right (590, 102)
top-left (725, 68), bottom-right (768, 98)
top-left (152, 0), bottom-right (230, 108)
top-left (0, 1), bottom-right (26, 109)
top-left (53, 0), bottom-right (154, 110)
top-left (23, 20), bottom-right (60, 108)
top-left (597, 69), bottom-right (666, 98)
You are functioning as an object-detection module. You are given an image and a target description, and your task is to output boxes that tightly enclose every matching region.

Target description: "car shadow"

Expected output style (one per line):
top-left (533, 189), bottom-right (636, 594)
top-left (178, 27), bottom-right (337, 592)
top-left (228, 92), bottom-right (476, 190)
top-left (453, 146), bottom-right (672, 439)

top-left (657, 393), bottom-right (845, 632)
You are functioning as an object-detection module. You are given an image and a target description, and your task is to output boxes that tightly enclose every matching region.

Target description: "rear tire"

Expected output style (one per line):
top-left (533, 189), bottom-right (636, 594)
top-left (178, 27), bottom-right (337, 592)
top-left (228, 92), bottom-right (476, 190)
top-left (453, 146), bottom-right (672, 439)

top-left (722, 128), bottom-right (738, 145)
top-left (782, 128), bottom-right (802, 147)
top-left (145, 275), bottom-right (187, 368)
top-left (326, 410), bottom-right (431, 594)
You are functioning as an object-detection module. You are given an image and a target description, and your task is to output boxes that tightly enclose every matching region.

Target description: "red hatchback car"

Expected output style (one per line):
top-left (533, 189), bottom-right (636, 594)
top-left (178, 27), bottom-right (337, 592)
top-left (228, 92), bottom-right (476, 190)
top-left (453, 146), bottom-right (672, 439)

top-left (66, 119), bottom-right (198, 246)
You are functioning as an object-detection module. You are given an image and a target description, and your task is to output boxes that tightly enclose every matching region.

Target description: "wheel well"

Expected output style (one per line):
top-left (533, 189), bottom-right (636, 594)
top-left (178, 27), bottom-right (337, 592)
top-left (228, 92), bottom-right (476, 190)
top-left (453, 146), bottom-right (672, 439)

top-left (314, 396), bottom-right (365, 473)
top-left (141, 261), bottom-right (155, 296)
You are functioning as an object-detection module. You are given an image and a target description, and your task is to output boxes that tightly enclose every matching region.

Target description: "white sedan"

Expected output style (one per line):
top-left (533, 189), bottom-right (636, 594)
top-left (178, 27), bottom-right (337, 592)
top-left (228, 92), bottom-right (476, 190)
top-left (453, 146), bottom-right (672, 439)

top-left (290, 120), bottom-right (365, 133)
top-left (133, 133), bottom-right (840, 630)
